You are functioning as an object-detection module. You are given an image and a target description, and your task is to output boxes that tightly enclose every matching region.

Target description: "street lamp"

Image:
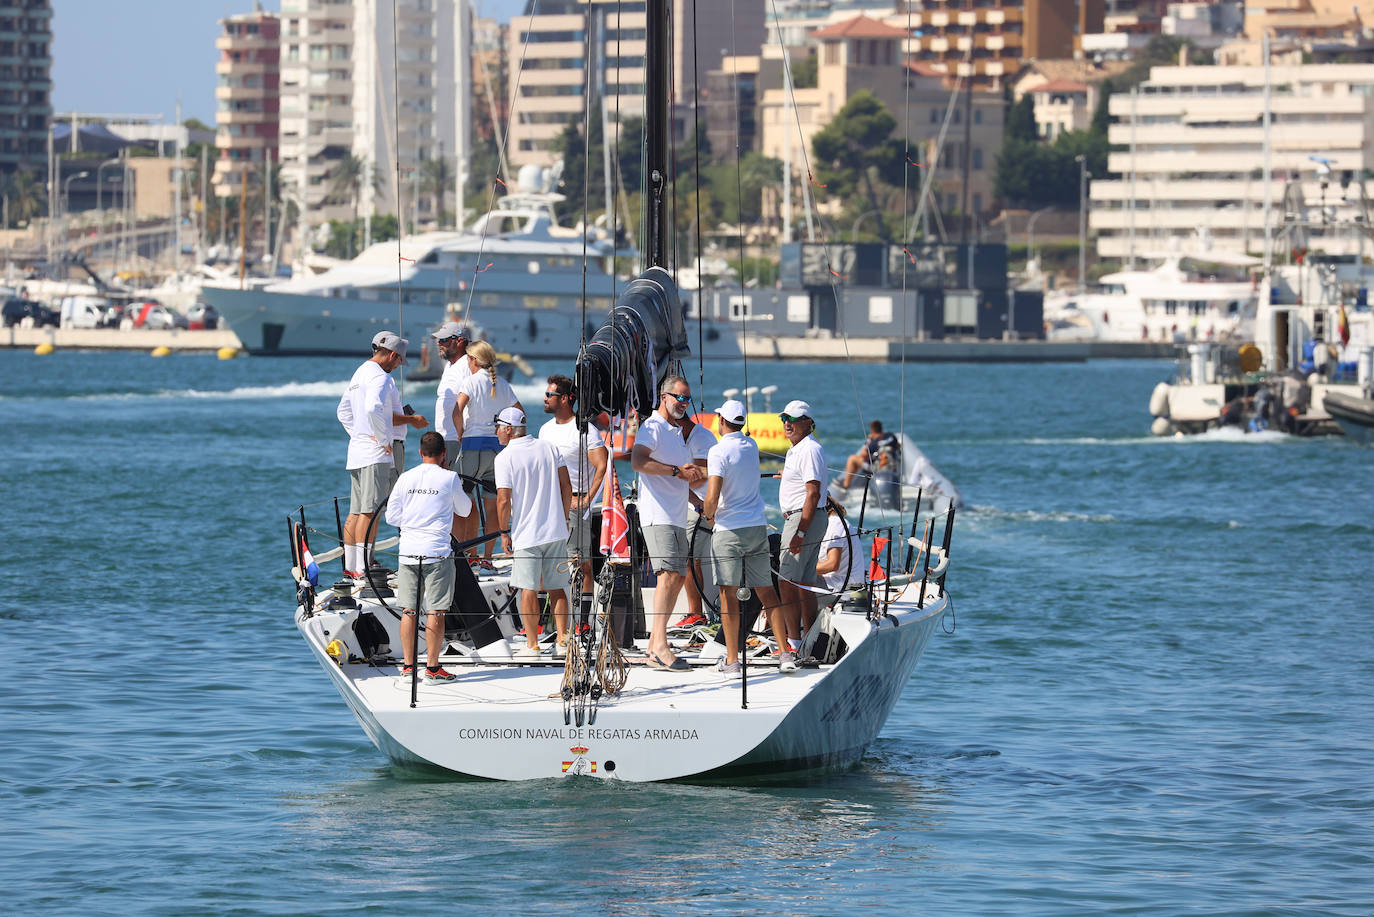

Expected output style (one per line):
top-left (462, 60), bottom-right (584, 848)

top-left (96, 158), bottom-right (121, 223)
top-left (62, 170), bottom-right (89, 219)
top-left (1076, 154), bottom-right (1090, 293)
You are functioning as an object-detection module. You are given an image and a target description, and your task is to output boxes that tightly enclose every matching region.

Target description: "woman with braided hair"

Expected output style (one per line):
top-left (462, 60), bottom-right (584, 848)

top-left (453, 340), bottom-right (524, 569)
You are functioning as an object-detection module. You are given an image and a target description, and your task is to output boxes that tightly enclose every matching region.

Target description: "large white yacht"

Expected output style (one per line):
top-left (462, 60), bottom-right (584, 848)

top-left (1043, 239), bottom-right (1259, 343)
top-left (203, 169), bottom-right (628, 356)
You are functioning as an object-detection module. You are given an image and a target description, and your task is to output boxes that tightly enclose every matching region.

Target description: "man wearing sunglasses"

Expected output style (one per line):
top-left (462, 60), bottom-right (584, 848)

top-left (776, 399), bottom-right (827, 671)
top-left (431, 322), bottom-right (471, 472)
top-left (630, 375), bottom-right (707, 671)
top-left (538, 373), bottom-right (607, 621)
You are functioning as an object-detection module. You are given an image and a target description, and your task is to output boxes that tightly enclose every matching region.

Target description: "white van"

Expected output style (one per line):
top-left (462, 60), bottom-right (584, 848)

top-left (59, 296), bottom-right (110, 329)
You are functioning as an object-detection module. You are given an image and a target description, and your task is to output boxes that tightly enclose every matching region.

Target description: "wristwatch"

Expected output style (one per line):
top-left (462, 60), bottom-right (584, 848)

top-left (670, 466), bottom-right (680, 477)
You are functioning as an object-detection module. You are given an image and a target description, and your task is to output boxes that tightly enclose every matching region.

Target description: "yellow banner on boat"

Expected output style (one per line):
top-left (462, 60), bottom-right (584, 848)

top-left (693, 413), bottom-right (791, 455)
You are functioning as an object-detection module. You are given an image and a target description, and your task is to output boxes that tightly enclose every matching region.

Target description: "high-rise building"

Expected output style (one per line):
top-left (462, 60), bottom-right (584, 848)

top-left (276, 0), bottom-right (469, 229)
top-left (212, 8), bottom-right (280, 199)
top-left (0, 0), bottom-right (52, 176)
top-left (505, 0), bottom-right (765, 169)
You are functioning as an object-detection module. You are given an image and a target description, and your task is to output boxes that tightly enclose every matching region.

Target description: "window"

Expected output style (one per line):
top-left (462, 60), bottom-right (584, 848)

top-left (729, 295), bottom-right (751, 318)
top-left (786, 295), bottom-right (809, 323)
top-left (868, 295), bottom-right (893, 324)
top-left (972, 147), bottom-right (982, 170)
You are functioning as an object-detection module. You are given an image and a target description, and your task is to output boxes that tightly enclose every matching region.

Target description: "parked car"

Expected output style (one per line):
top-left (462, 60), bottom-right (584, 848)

top-left (131, 302), bottom-right (188, 330)
top-left (186, 303), bottom-right (219, 330)
top-left (2, 298), bottom-right (59, 328)
top-left (60, 296), bottom-right (116, 329)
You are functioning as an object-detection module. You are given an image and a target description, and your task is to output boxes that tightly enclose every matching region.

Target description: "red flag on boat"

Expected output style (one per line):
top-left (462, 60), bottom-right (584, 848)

top-left (868, 536), bottom-right (889, 581)
top-left (1338, 304), bottom-right (1351, 347)
top-left (599, 466), bottom-right (630, 561)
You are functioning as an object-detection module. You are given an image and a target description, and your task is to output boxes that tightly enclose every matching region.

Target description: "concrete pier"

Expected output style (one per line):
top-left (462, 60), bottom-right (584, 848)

top-left (3, 326), bottom-right (244, 353)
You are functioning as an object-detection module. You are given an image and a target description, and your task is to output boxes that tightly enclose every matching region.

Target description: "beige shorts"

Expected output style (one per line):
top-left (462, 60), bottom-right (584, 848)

top-left (459, 446), bottom-right (497, 497)
top-left (395, 558), bottom-right (456, 612)
top-left (349, 462), bottom-right (391, 515)
top-left (511, 540), bottom-right (571, 592)
top-left (566, 501), bottom-right (597, 562)
top-left (710, 525), bottom-right (772, 588)
top-left (686, 506), bottom-right (713, 563)
top-left (778, 513), bottom-right (824, 585)
top-left (641, 524), bottom-right (688, 575)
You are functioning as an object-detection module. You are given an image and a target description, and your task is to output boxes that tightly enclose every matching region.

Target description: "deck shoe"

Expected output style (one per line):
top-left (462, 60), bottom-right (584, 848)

top-left (716, 659), bottom-right (742, 680)
top-left (512, 645), bottom-right (544, 662)
top-left (778, 652), bottom-right (798, 674)
top-left (422, 667), bottom-right (458, 684)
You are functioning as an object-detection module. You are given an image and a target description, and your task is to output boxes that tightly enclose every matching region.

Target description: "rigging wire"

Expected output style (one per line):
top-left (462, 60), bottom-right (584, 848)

top-left (391, 0), bottom-right (406, 402)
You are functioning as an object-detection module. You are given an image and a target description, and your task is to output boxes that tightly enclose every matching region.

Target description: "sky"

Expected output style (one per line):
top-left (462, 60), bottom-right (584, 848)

top-left (52, 0), bottom-right (525, 128)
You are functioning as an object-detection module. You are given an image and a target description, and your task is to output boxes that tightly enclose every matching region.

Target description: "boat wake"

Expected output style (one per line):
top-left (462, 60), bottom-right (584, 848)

top-left (966, 505), bottom-right (1118, 525)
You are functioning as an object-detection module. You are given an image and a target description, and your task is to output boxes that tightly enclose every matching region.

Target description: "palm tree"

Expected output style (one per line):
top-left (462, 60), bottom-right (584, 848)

top-left (3, 170), bottom-right (45, 226)
top-left (325, 154), bottom-right (386, 256)
top-left (418, 157), bottom-right (453, 229)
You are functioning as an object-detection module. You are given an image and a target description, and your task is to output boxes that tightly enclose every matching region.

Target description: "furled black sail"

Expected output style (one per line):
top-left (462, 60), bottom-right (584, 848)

top-left (574, 266), bottom-right (689, 426)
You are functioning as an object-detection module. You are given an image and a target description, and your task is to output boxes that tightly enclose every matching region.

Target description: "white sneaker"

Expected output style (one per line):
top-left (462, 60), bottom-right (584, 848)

top-left (716, 659), bottom-right (742, 680)
top-left (778, 652), bottom-right (798, 674)
top-left (512, 645), bottom-right (544, 662)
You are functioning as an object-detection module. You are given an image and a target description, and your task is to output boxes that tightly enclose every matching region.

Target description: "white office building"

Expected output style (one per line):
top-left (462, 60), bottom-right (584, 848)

top-left (1092, 62), bottom-right (1374, 263)
top-left (277, 0), bottom-right (469, 229)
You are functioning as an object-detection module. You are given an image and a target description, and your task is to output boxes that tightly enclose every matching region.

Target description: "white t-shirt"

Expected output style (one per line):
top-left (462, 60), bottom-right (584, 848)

top-left (634, 411), bottom-right (690, 527)
top-left (819, 513), bottom-right (865, 591)
top-left (539, 416), bottom-right (606, 493)
top-left (779, 433), bottom-right (827, 512)
top-left (706, 432), bottom-right (766, 531)
top-left (336, 360), bottom-right (395, 469)
top-left (384, 462), bottom-right (473, 564)
top-left (387, 383), bottom-right (406, 443)
top-left (434, 357), bottom-right (473, 440)
top-left (685, 421), bottom-right (717, 500)
top-left (458, 371), bottom-right (518, 439)
top-left (494, 434), bottom-right (570, 550)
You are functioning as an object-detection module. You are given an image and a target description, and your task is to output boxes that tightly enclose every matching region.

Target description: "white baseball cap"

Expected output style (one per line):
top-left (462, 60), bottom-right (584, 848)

top-left (782, 399), bottom-right (812, 420)
top-left (715, 399), bottom-right (746, 425)
top-left (495, 407), bottom-right (526, 427)
top-left (371, 331), bottom-right (408, 361)
top-left (431, 321), bottom-right (470, 341)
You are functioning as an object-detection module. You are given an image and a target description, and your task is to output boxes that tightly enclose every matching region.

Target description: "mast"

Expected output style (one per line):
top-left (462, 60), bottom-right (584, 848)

top-left (644, 0), bottom-right (670, 269)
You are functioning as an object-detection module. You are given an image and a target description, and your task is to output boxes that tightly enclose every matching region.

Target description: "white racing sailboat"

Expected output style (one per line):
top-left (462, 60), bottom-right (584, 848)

top-left (287, 0), bottom-right (959, 781)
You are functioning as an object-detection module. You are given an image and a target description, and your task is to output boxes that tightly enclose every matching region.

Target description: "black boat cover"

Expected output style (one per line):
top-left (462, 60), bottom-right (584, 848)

top-left (574, 266), bottom-right (688, 426)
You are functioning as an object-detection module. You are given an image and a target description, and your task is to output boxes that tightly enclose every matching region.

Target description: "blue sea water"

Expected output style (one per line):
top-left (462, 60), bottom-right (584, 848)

top-left (2, 350), bottom-right (1372, 915)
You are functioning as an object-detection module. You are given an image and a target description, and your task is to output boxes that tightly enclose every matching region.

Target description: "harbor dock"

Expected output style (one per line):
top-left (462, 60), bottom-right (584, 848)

top-left (4, 326), bottom-right (243, 353)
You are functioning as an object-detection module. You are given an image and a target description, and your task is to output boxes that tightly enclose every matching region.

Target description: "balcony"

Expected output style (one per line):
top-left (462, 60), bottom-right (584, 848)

top-left (958, 11), bottom-right (977, 25)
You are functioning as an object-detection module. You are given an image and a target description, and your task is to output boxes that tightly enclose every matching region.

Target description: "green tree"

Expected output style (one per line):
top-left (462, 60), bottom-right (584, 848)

top-left (811, 91), bottom-right (906, 241)
top-left (419, 156), bottom-right (454, 228)
top-left (790, 53), bottom-right (817, 90)
top-left (3, 169), bottom-right (45, 225)
top-left (1006, 93), bottom-right (1037, 143)
top-left (325, 154), bottom-right (384, 256)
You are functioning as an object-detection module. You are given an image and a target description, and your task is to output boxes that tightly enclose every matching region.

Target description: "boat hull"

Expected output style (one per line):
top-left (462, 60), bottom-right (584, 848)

top-left (298, 585), bottom-right (945, 782)
top-left (1324, 390), bottom-right (1374, 444)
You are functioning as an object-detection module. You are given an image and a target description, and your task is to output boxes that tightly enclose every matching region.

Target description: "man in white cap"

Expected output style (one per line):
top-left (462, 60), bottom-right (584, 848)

top-left (431, 322), bottom-right (471, 472)
top-left (337, 331), bottom-right (418, 577)
top-left (385, 431), bottom-right (473, 684)
top-left (494, 407), bottom-right (574, 660)
top-left (702, 399), bottom-right (782, 679)
top-left (775, 398), bottom-right (826, 671)
top-left (630, 374), bottom-right (706, 671)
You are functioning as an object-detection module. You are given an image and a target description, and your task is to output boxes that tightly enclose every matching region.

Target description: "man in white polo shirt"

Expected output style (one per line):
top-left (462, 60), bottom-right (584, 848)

top-left (384, 432), bottom-right (473, 684)
top-left (538, 373), bottom-right (607, 622)
top-left (702, 399), bottom-right (784, 678)
top-left (677, 408), bottom-right (717, 628)
top-left (494, 407), bottom-right (573, 660)
top-left (630, 375), bottom-right (705, 671)
top-left (431, 322), bottom-right (471, 472)
top-left (775, 398), bottom-right (827, 670)
top-left (337, 331), bottom-right (409, 577)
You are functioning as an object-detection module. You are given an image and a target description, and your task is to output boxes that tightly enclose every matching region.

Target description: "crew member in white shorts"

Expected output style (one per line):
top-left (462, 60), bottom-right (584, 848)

top-left (431, 321), bottom-right (471, 473)
top-left (337, 331), bottom-right (412, 577)
top-left (538, 373), bottom-right (606, 623)
top-left (630, 375), bottom-right (706, 671)
top-left (494, 408), bottom-right (573, 660)
top-left (775, 399), bottom-right (827, 666)
top-left (702, 399), bottom-right (785, 677)
top-left (385, 432), bottom-right (473, 684)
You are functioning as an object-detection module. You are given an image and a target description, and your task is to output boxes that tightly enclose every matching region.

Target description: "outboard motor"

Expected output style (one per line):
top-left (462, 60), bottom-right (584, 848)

top-left (872, 441), bottom-right (901, 509)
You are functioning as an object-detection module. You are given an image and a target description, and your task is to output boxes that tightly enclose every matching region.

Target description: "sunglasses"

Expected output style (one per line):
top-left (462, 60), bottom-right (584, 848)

top-left (665, 392), bottom-right (692, 404)
top-left (544, 390), bottom-right (569, 399)
top-left (779, 413), bottom-right (809, 424)
top-left (438, 336), bottom-right (458, 343)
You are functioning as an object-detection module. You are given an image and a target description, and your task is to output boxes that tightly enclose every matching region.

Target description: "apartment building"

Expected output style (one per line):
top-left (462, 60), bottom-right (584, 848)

top-left (904, 0), bottom-right (1104, 91)
top-left (505, 0), bottom-right (764, 168)
top-left (276, 0), bottom-right (469, 227)
top-left (0, 0), bottom-right (51, 176)
top-left (757, 15), bottom-right (1005, 224)
top-left (212, 8), bottom-right (280, 200)
top-left (1092, 62), bottom-right (1374, 261)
